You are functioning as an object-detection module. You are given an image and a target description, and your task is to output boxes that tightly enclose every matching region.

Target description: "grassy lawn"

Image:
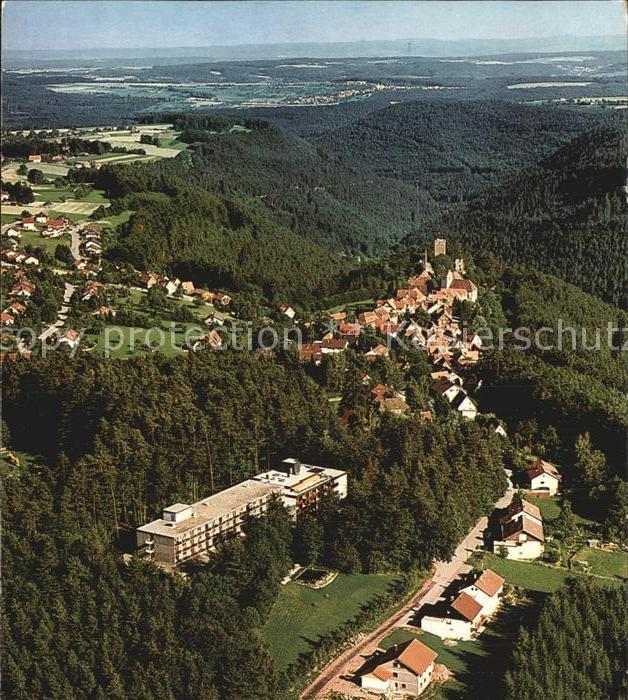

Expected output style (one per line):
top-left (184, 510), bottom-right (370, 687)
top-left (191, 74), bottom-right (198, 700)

top-left (100, 209), bottom-right (134, 227)
top-left (476, 553), bottom-right (621, 592)
top-left (526, 496), bottom-right (561, 521)
top-left (31, 186), bottom-right (76, 201)
top-left (327, 298), bottom-right (375, 314)
top-left (2, 213), bottom-right (21, 225)
top-left (127, 287), bottom-right (218, 321)
top-left (262, 573), bottom-right (397, 672)
top-left (573, 547), bottom-right (627, 580)
top-left (83, 321), bottom-right (207, 359)
top-left (19, 229), bottom-right (68, 255)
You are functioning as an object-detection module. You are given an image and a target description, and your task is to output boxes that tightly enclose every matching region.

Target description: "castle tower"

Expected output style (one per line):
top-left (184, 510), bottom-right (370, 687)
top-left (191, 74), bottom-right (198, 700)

top-left (434, 238), bottom-right (447, 257)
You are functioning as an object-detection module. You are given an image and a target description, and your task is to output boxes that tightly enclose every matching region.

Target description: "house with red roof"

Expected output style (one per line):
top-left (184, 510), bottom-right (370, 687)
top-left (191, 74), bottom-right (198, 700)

top-left (421, 568), bottom-right (505, 640)
top-left (524, 459), bottom-right (561, 496)
top-left (358, 638), bottom-right (437, 696)
top-left (21, 217), bottom-right (37, 231)
top-left (421, 590), bottom-right (485, 641)
top-left (494, 498), bottom-right (545, 560)
top-left (460, 569), bottom-right (505, 616)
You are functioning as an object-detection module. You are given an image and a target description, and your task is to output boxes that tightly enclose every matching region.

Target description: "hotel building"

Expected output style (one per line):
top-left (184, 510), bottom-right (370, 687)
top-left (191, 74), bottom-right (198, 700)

top-left (136, 479), bottom-right (281, 566)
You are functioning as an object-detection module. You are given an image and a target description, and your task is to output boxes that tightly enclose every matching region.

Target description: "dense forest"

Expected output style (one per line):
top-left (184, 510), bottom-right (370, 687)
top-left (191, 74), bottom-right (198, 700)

top-left (3, 464), bottom-right (292, 699)
top-left (99, 166), bottom-right (352, 304)
top-left (473, 264), bottom-right (627, 466)
top-left (446, 125), bottom-right (628, 306)
top-left (505, 580), bottom-right (627, 700)
top-left (97, 110), bottom-right (627, 307)
top-left (2, 349), bottom-right (509, 697)
top-left (316, 100), bottom-right (618, 202)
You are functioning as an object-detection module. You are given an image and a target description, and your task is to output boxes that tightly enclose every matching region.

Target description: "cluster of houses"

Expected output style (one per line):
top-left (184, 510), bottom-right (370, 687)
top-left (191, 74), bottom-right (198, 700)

top-left (26, 153), bottom-right (65, 165)
top-left (79, 224), bottom-right (102, 260)
top-left (3, 211), bottom-right (70, 241)
top-left (296, 239), bottom-right (485, 420)
top-left (419, 568), bottom-right (506, 641)
top-left (136, 270), bottom-right (232, 308)
top-left (1, 248), bottom-right (40, 267)
top-left (71, 225), bottom-right (104, 278)
top-left (0, 272), bottom-right (35, 332)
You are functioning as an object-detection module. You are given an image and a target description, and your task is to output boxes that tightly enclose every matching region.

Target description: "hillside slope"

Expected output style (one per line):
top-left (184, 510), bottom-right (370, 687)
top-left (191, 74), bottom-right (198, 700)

top-left (448, 125), bottom-right (627, 306)
top-left (316, 100), bottom-right (620, 203)
top-left (172, 119), bottom-right (439, 254)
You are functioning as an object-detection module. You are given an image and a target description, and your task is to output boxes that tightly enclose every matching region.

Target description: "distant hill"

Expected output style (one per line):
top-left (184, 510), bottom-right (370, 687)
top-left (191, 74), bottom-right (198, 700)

top-left (3, 35), bottom-right (625, 66)
top-left (316, 100), bottom-right (622, 203)
top-left (442, 125), bottom-right (628, 306)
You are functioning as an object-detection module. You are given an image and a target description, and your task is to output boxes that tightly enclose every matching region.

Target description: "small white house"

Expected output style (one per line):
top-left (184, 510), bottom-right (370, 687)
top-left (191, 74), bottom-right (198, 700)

top-left (525, 459), bottom-right (561, 496)
top-left (460, 569), bottom-right (505, 617)
top-left (453, 394), bottom-right (478, 420)
top-left (421, 591), bottom-right (484, 641)
top-left (279, 304), bottom-right (296, 320)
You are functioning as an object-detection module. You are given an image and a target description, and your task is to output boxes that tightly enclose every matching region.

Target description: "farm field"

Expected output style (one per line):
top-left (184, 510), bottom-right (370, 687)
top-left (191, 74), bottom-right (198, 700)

top-left (262, 573), bottom-right (397, 672)
top-left (2, 201), bottom-right (101, 215)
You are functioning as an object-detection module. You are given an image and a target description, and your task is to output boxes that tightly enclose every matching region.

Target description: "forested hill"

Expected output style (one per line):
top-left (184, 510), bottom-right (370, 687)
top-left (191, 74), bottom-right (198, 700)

top-left (315, 100), bottom-right (618, 203)
top-left (446, 125), bottom-right (628, 307)
top-left (103, 173), bottom-right (350, 305)
top-left (173, 119), bottom-right (439, 254)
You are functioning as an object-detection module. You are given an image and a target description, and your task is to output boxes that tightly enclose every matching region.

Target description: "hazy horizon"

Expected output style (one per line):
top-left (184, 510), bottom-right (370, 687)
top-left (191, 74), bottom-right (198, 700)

top-left (2, 0), bottom-right (626, 53)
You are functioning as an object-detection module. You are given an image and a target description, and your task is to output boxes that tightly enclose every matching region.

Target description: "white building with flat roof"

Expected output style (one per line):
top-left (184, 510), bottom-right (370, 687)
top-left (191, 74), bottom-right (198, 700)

top-left (136, 479), bottom-right (282, 566)
top-left (253, 458), bottom-right (347, 520)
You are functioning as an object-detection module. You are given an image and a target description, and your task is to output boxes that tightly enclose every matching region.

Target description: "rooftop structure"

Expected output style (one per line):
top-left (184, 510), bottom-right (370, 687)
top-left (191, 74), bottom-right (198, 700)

top-left (253, 458), bottom-right (347, 519)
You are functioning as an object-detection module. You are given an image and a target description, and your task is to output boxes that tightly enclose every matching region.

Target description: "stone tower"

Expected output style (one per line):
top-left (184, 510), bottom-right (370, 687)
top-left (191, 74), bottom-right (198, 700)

top-left (434, 238), bottom-right (447, 257)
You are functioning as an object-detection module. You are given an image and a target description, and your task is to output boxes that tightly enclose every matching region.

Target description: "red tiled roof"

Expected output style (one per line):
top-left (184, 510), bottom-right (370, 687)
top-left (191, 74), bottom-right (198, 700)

top-left (396, 639), bottom-right (438, 676)
top-left (369, 665), bottom-right (392, 681)
top-left (474, 569), bottom-right (505, 597)
top-left (451, 592), bottom-right (483, 622)
top-left (501, 514), bottom-right (545, 543)
top-left (525, 459), bottom-right (561, 481)
top-left (499, 499), bottom-right (542, 524)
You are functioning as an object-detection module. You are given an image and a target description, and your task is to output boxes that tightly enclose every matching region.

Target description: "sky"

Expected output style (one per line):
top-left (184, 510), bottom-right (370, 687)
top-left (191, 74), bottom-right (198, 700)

top-left (2, 0), bottom-right (626, 52)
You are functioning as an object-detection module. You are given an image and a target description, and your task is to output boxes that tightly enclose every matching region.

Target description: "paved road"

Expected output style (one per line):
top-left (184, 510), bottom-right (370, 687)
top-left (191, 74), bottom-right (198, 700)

top-left (300, 469), bottom-right (514, 699)
top-left (38, 282), bottom-right (75, 341)
top-left (69, 226), bottom-right (82, 260)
